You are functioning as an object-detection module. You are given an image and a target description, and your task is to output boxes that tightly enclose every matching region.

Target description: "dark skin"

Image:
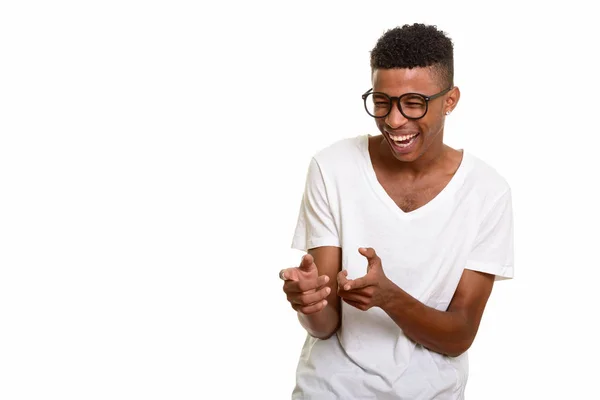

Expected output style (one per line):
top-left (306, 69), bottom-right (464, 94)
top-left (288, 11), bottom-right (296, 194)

top-left (281, 67), bottom-right (495, 356)
top-left (281, 248), bottom-right (341, 340)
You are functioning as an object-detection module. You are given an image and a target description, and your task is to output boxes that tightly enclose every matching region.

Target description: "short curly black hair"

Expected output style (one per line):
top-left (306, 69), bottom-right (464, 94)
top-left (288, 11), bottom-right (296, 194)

top-left (370, 23), bottom-right (454, 88)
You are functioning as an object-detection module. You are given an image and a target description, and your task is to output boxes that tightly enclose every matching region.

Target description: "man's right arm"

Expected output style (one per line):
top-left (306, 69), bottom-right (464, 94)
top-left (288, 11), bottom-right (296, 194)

top-left (298, 246), bottom-right (342, 340)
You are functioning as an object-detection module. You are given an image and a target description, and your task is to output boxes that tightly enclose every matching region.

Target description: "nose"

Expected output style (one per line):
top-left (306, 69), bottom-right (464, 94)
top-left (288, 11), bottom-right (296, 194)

top-left (384, 101), bottom-right (409, 129)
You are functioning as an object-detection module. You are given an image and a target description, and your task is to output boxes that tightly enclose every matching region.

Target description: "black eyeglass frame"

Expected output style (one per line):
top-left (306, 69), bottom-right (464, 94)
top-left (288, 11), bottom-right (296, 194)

top-left (361, 86), bottom-right (453, 120)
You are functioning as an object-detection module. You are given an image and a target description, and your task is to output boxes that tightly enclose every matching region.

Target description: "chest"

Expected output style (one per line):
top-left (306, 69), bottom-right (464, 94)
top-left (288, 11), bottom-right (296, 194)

top-left (339, 189), bottom-right (479, 302)
top-left (377, 173), bottom-right (453, 213)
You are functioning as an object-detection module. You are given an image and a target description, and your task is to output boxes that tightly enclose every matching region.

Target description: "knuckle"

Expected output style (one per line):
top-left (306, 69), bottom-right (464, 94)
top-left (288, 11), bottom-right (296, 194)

top-left (300, 305), bottom-right (314, 314)
top-left (301, 293), bottom-right (317, 306)
top-left (284, 287), bottom-right (295, 296)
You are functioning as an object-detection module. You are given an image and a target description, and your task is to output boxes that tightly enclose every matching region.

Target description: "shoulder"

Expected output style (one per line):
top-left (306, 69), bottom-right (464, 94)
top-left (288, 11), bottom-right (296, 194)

top-left (311, 135), bottom-right (367, 171)
top-left (462, 152), bottom-right (512, 203)
top-left (313, 135), bottom-right (365, 160)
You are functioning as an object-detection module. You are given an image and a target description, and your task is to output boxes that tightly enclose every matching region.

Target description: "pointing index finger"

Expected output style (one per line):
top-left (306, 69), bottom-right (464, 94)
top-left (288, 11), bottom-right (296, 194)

top-left (347, 275), bottom-right (370, 290)
top-left (337, 270), bottom-right (351, 291)
top-left (299, 253), bottom-right (315, 271)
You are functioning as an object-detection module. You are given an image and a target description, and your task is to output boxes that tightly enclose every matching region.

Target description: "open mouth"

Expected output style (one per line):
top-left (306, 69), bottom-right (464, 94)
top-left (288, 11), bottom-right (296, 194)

top-left (389, 132), bottom-right (419, 148)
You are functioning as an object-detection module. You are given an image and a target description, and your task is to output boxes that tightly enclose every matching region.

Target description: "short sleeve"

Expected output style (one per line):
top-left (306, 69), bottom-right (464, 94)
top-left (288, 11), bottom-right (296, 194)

top-left (291, 157), bottom-right (340, 251)
top-left (465, 189), bottom-right (515, 280)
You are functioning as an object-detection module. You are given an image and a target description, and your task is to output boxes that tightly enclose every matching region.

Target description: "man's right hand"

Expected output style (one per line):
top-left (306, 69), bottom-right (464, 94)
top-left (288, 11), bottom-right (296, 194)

top-left (281, 254), bottom-right (331, 315)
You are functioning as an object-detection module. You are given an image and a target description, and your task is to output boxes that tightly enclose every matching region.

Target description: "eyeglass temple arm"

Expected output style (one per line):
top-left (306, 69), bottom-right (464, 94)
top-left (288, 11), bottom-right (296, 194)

top-left (427, 86), bottom-right (453, 100)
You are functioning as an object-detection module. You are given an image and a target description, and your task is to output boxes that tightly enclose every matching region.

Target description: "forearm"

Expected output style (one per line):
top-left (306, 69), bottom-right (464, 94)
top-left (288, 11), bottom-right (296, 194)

top-left (298, 305), bottom-right (341, 340)
top-left (381, 284), bottom-right (472, 357)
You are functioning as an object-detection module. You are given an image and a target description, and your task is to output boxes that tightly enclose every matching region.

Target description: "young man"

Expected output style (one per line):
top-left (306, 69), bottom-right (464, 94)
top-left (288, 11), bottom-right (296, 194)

top-left (280, 23), bottom-right (514, 399)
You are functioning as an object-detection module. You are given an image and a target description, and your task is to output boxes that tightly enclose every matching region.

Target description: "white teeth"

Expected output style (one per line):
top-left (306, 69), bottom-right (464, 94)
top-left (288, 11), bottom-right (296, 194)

top-left (389, 133), bottom-right (418, 148)
top-left (390, 133), bottom-right (418, 142)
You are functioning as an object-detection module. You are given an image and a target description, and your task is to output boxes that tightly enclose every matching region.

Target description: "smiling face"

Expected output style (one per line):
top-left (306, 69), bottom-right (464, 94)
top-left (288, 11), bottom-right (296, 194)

top-left (371, 67), bottom-right (459, 164)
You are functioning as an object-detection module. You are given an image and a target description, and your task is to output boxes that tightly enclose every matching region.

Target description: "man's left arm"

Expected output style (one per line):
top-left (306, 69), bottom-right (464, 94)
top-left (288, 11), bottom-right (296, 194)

top-left (338, 247), bottom-right (494, 357)
top-left (339, 188), bottom-right (513, 357)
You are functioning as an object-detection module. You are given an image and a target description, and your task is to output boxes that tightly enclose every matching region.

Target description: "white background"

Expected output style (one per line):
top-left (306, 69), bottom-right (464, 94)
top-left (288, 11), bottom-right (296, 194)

top-left (1, 1), bottom-right (598, 399)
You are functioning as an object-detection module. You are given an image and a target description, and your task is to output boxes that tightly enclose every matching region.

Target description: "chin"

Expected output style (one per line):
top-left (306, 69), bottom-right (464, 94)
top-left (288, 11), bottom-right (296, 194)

top-left (383, 133), bottom-right (423, 162)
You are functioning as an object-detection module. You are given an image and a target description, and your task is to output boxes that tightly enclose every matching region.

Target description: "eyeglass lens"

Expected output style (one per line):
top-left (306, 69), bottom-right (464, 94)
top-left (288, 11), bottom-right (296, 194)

top-left (364, 93), bottom-right (427, 119)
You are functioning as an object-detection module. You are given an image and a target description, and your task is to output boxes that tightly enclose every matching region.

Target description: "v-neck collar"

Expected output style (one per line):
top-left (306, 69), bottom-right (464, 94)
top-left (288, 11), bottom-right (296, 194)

top-left (359, 134), bottom-right (471, 220)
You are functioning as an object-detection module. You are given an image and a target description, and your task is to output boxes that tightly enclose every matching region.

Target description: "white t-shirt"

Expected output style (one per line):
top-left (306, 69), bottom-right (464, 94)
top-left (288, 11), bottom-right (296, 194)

top-left (291, 135), bottom-right (514, 400)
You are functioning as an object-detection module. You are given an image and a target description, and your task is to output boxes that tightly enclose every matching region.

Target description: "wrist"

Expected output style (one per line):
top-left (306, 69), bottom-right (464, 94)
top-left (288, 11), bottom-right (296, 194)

top-left (379, 278), bottom-right (399, 311)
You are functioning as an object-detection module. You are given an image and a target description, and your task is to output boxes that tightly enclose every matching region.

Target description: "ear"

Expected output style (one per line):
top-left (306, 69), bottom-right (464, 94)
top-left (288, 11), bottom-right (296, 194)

top-left (445, 86), bottom-right (461, 114)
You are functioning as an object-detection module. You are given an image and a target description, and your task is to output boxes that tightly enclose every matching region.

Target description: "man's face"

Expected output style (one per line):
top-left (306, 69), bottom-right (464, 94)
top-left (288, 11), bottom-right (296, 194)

top-left (371, 67), bottom-right (457, 163)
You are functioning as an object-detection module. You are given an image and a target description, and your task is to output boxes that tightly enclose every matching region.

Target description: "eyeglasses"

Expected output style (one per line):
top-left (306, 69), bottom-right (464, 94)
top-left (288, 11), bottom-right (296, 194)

top-left (362, 86), bottom-right (452, 120)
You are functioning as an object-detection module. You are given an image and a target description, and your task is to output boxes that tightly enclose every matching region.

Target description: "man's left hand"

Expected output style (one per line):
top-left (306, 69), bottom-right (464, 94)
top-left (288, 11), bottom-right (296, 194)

top-left (337, 247), bottom-right (394, 311)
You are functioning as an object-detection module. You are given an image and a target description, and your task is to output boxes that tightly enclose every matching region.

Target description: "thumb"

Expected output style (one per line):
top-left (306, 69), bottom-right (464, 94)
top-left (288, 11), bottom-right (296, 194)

top-left (299, 253), bottom-right (316, 272)
top-left (358, 247), bottom-right (380, 267)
